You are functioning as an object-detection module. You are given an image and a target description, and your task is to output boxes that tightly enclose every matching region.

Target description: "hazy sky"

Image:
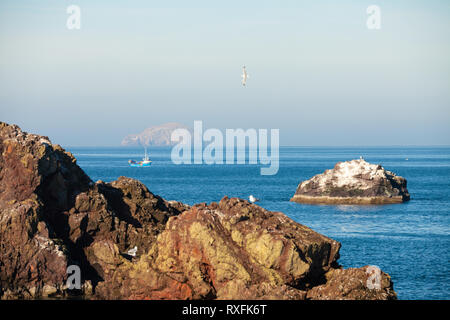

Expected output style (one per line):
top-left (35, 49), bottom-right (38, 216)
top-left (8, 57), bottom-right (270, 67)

top-left (1, 0), bottom-right (449, 146)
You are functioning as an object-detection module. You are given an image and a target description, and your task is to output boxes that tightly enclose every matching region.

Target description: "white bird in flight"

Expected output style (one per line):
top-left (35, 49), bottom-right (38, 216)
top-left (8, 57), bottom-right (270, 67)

top-left (249, 195), bottom-right (259, 203)
top-left (241, 66), bottom-right (248, 86)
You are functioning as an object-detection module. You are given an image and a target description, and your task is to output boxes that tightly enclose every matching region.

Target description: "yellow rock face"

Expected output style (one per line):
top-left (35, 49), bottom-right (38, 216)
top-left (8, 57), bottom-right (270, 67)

top-left (98, 197), bottom-right (344, 299)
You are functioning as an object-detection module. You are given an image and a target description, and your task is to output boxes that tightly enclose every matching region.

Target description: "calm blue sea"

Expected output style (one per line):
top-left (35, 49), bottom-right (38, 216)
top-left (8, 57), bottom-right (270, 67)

top-left (68, 146), bottom-right (450, 300)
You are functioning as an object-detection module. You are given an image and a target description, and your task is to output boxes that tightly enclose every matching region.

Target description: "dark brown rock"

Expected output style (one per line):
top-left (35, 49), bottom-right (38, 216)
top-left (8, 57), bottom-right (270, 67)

top-left (0, 122), bottom-right (186, 298)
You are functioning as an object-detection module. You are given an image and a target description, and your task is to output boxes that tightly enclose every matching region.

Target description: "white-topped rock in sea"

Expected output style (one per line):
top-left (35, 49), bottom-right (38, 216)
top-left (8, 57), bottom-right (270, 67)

top-left (290, 159), bottom-right (410, 205)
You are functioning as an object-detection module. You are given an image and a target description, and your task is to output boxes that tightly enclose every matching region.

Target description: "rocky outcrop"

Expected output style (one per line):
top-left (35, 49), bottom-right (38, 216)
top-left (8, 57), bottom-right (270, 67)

top-left (0, 122), bottom-right (186, 299)
top-left (121, 122), bottom-right (190, 146)
top-left (0, 122), bottom-right (396, 300)
top-left (307, 266), bottom-right (396, 300)
top-left (291, 159), bottom-right (410, 205)
top-left (95, 197), bottom-right (343, 299)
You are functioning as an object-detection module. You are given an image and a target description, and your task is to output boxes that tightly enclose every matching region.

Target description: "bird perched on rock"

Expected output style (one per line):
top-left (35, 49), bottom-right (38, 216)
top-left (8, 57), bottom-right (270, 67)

top-left (127, 246), bottom-right (138, 257)
top-left (249, 195), bottom-right (259, 203)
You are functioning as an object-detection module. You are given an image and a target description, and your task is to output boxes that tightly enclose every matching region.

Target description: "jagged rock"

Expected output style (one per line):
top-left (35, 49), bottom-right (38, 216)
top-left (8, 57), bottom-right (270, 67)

top-left (0, 122), bottom-right (186, 298)
top-left (291, 159), bottom-right (410, 204)
top-left (0, 122), bottom-right (85, 299)
top-left (0, 122), bottom-right (397, 300)
top-left (95, 197), bottom-right (341, 299)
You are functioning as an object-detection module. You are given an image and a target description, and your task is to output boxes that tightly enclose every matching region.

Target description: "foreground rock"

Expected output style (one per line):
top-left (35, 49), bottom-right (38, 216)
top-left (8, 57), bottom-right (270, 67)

top-left (307, 266), bottom-right (396, 300)
top-left (291, 159), bottom-right (410, 205)
top-left (0, 122), bottom-right (396, 299)
top-left (0, 122), bottom-right (186, 298)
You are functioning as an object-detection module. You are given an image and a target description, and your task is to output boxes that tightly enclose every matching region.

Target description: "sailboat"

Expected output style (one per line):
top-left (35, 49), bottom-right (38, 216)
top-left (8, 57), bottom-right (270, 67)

top-left (128, 147), bottom-right (152, 167)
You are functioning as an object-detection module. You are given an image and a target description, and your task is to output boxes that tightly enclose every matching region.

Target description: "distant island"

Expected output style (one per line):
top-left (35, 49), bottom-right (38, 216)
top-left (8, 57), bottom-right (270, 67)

top-left (121, 122), bottom-right (190, 146)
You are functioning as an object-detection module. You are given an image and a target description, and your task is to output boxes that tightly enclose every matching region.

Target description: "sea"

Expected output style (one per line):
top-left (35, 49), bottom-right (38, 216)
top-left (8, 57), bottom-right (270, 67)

top-left (68, 146), bottom-right (450, 300)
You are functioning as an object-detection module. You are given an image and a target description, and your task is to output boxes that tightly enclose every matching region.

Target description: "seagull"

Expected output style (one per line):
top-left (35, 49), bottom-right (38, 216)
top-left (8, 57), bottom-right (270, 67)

top-left (241, 66), bottom-right (248, 86)
top-left (127, 246), bottom-right (138, 257)
top-left (249, 195), bottom-right (259, 203)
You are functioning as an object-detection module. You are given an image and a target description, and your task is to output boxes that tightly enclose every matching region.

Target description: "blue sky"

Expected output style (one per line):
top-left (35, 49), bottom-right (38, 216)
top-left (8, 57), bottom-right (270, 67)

top-left (0, 0), bottom-right (449, 146)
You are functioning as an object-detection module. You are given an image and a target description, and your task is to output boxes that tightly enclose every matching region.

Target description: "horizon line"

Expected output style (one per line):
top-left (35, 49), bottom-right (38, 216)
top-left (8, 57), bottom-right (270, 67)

top-left (63, 144), bottom-right (450, 148)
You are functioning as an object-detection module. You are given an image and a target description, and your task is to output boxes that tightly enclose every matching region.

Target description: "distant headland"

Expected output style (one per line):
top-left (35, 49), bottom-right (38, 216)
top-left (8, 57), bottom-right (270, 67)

top-left (121, 122), bottom-right (190, 146)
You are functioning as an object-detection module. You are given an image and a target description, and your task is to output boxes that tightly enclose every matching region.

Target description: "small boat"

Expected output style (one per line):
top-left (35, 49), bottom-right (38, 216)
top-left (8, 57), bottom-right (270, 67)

top-left (128, 147), bottom-right (152, 167)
